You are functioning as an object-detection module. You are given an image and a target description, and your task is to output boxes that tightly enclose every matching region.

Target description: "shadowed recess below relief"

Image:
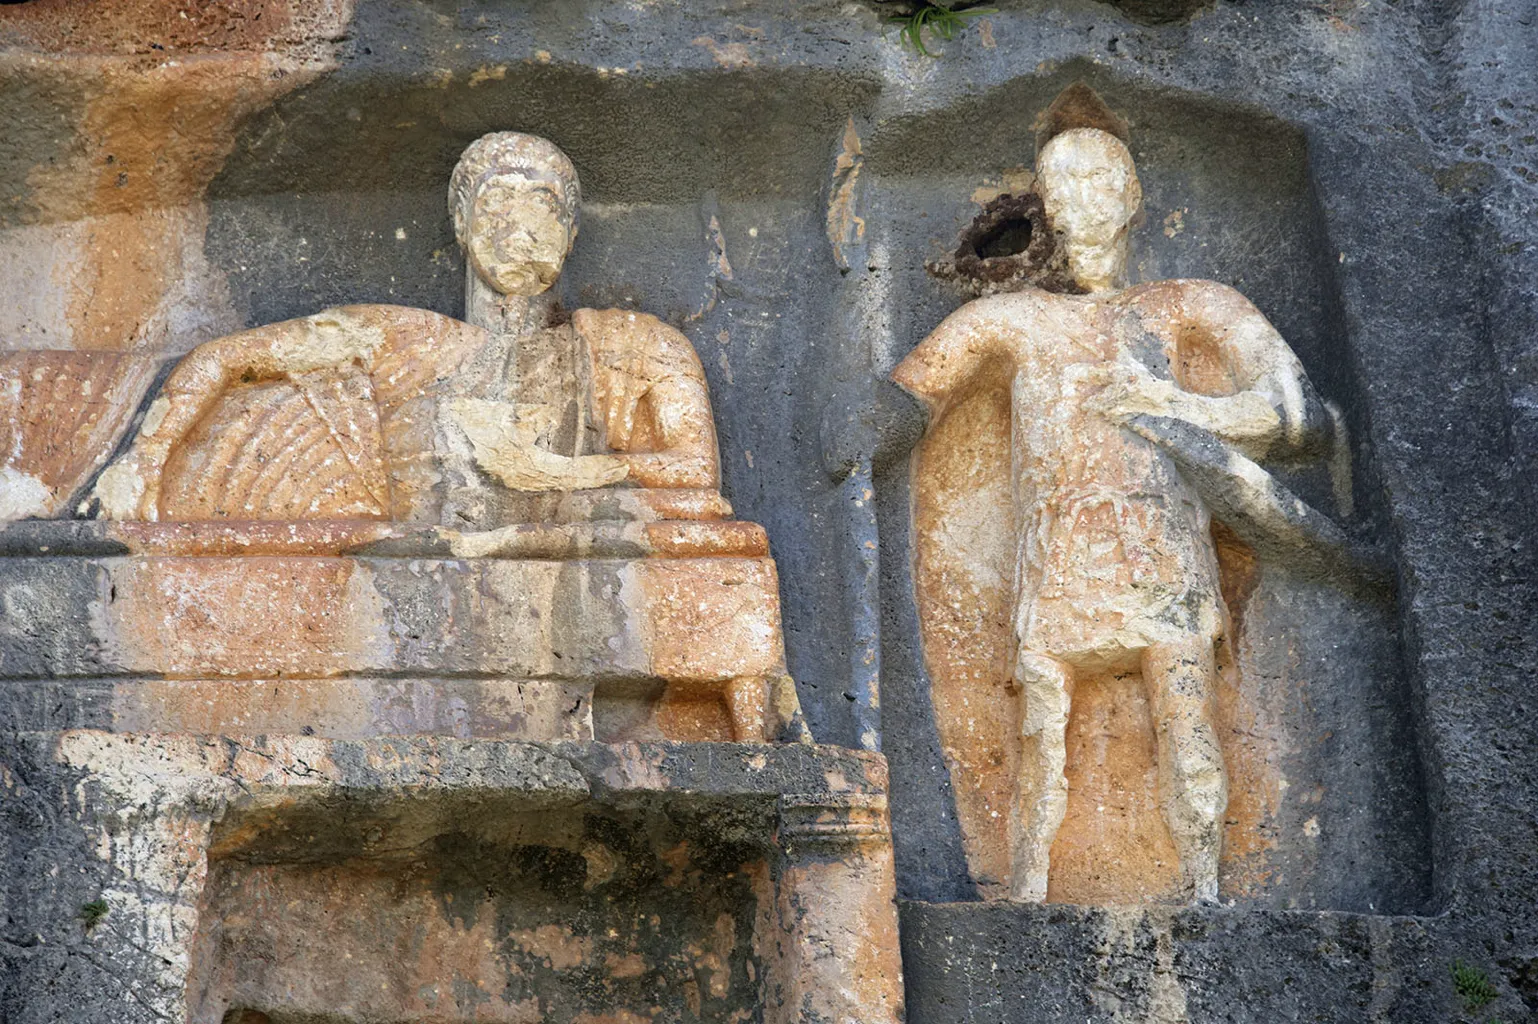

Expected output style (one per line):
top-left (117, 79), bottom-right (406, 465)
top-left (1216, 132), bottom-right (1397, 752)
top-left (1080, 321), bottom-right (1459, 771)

top-left (191, 803), bottom-right (771, 1024)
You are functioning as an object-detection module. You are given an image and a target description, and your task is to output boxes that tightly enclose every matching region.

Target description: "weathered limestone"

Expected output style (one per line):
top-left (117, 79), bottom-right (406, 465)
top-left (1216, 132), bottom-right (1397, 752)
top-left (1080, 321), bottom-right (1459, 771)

top-left (0, 351), bottom-right (157, 519)
top-left (47, 732), bottom-right (901, 1024)
top-left (0, 128), bottom-right (904, 1023)
top-left (894, 93), bottom-right (1337, 904)
top-left (0, 1), bottom-right (358, 523)
top-left (773, 793), bottom-right (906, 1024)
top-left (9, 0), bottom-right (1537, 1019)
top-left (88, 131), bottom-right (802, 746)
top-left (0, 518), bottom-right (791, 743)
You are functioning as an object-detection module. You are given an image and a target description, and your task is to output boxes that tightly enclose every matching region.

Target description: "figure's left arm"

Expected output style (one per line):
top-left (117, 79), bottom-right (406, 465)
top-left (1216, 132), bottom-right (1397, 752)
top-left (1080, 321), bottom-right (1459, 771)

top-left (1202, 284), bottom-right (1333, 458)
top-left (1110, 282), bottom-right (1334, 461)
top-left (578, 310), bottom-right (722, 490)
top-left (614, 371), bottom-right (721, 489)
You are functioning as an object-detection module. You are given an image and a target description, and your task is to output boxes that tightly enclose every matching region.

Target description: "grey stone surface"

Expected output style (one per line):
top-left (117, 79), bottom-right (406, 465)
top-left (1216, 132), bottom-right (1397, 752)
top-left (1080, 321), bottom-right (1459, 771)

top-left (1, 733), bottom-right (889, 1023)
top-left (900, 900), bottom-right (1443, 1022)
top-left (2, 0), bottom-right (1537, 1020)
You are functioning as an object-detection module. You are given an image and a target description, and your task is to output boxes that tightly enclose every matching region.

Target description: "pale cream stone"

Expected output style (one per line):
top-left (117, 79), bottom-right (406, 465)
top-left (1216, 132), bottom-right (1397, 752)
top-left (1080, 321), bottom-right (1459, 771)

top-left (0, 465), bottom-right (52, 519)
top-left (266, 308), bottom-right (389, 373)
top-left (139, 395), bottom-right (172, 438)
top-left (450, 396), bottom-right (630, 491)
top-left (1036, 128), bottom-right (1141, 294)
top-left (83, 131), bottom-right (804, 747)
top-left (93, 132), bottom-right (726, 522)
top-left (449, 132), bottom-right (581, 299)
top-left (91, 458), bottom-right (146, 520)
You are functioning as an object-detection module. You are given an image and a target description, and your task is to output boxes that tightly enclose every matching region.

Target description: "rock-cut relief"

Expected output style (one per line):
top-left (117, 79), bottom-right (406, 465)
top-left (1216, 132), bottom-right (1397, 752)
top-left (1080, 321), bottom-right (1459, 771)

top-left (894, 89), bottom-right (1342, 904)
top-left (0, 133), bottom-right (906, 1024)
top-left (89, 132), bottom-right (804, 746)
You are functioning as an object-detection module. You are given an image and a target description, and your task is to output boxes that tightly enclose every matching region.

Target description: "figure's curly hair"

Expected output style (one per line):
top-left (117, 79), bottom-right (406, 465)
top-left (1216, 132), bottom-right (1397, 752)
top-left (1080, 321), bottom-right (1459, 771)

top-left (1039, 128), bottom-right (1141, 200)
top-left (448, 132), bottom-right (582, 248)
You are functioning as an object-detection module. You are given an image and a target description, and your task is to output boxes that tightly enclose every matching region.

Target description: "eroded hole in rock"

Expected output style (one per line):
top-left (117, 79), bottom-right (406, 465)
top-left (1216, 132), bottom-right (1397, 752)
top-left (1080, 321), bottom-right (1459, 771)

top-left (972, 214), bottom-right (1033, 260)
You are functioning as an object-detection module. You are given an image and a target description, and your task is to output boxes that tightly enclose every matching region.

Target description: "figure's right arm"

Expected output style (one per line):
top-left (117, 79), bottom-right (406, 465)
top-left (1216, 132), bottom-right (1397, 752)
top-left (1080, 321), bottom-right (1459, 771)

top-left (94, 310), bottom-right (391, 519)
top-left (890, 296), bottom-right (1016, 421)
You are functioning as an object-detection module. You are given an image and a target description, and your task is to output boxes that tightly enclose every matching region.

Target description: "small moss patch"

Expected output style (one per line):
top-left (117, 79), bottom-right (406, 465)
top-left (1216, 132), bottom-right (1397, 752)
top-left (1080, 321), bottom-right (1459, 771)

top-left (79, 898), bottom-right (109, 931)
top-left (1451, 959), bottom-right (1499, 1014)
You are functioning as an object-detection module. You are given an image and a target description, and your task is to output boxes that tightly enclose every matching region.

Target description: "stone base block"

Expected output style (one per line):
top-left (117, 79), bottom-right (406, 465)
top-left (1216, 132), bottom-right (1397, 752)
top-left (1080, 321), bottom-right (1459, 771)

top-left (898, 900), bottom-right (1436, 1024)
top-left (33, 733), bottom-right (904, 1024)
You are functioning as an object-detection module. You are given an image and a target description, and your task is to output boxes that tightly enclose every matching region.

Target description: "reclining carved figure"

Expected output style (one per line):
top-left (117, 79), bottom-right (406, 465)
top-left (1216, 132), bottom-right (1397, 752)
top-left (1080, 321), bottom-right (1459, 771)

top-left (91, 133), bottom-right (801, 745)
top-left (95, 133), bottom-right (727, 526)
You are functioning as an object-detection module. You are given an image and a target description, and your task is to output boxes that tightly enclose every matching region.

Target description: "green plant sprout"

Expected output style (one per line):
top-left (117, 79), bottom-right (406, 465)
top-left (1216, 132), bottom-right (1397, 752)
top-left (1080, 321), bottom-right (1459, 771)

top-left (1450, 959), bottom-right (1498, 1014)
top-left (890, 2), bottom-right (998, 58)
top-left (78, 898), bottom-right (109, 931)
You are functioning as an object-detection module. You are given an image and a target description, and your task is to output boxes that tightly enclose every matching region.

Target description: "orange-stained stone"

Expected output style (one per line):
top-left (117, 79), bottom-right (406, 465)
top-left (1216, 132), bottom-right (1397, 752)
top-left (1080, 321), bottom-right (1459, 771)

top-left (642, 558), bottom-right (785, 683)
top-left (103, 556), bottom-right (389, 680)
top-left (0, 351), bottom-right (156, 517)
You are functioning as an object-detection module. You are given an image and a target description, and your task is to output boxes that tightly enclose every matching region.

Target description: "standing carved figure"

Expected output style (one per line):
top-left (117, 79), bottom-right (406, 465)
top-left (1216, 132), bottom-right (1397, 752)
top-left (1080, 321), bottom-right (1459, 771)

top-left (893, 112), bottom-right (1334, 902)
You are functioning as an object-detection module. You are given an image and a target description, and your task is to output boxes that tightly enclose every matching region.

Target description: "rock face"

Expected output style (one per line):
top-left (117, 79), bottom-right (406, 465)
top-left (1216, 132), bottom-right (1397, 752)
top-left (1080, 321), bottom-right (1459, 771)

top-left (3, 1), bottom-right (1538, 1023)
top-left (0, 115), bottom-right (901, 1022)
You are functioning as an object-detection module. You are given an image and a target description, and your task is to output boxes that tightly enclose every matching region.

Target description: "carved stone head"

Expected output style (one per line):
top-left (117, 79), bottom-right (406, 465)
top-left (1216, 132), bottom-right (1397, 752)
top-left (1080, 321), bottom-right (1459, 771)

top-left (1035, 127), bottom-right (1142, 293)
top-left (450, 132), bottom-right (582, 297)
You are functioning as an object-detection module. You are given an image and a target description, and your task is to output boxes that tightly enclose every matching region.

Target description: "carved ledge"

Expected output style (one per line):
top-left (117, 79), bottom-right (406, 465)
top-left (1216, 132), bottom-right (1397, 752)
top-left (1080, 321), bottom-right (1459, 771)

top-left (778, 793), bottom-right (892, 855)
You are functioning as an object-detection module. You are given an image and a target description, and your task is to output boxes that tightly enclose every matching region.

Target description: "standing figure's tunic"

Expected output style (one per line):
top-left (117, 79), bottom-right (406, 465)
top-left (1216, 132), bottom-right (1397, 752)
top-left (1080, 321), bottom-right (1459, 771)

top-left (895, 287), bottom-right (1231, 668)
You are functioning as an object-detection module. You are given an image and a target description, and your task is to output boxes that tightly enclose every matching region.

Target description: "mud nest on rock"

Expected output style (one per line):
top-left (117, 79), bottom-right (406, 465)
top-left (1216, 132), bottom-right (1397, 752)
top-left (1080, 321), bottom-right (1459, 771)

top-left (927, 190), bottom-right (1080, 296)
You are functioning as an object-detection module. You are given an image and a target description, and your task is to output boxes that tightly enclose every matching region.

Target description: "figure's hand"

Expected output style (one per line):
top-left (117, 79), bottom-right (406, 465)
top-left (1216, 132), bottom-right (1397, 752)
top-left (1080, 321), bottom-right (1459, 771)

top-left (451, 397), bottom-right (630, 491)
top-left (482, 443), bottom-right (629, 491)
top-left (1082, 360), bottom-right (1286, 459)
top-left (1082, 360), bottom-right (1179, 423)
top-left (93, 453), bottom-right (157, 520)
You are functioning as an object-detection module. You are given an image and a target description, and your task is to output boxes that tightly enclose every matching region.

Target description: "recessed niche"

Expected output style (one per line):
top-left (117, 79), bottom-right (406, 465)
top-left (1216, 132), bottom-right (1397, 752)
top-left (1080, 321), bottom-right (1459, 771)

top-left (190, 798), bottom-right (773, 1024)
top-left (864, 72), bottom-right (1432, 913)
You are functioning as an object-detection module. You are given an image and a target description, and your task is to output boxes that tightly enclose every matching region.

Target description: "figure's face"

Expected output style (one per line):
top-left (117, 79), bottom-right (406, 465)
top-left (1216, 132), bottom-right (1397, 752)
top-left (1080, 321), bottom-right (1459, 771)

top-left (1035, 129), bottom-right (1141, 292)
top-left (466, 174), bottom-right (574, 296)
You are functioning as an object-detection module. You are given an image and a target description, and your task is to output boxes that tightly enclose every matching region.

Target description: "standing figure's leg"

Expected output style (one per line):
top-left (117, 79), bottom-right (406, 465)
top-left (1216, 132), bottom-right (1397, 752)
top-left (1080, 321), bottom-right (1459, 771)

top-left (1142, 638), bottom-right (1228, 903)
top-left (1010, 651), bottom-right (1076, 902)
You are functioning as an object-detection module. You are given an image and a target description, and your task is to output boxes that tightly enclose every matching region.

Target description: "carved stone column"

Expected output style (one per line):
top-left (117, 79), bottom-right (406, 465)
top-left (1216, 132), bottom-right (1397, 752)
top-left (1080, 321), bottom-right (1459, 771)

top-left (770, 793), bottom-right (905, 1024)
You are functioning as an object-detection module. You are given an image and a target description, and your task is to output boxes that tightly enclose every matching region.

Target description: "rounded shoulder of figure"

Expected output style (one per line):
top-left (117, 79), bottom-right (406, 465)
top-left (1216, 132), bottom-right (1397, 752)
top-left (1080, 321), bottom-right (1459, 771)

top-left (945, 287), bottom-right (1098, 325)
top-left (207, 304), bottom-right (486, 348)
top-left (572, 307), bottom-right (705, 375)
top-left (209, 305), bottom-right (491, 383)
top-left (1113, 279), bottom-right (1255, 316)
top-left (307, 303), bottom-right (485, 338)
top-left (953, 289), bottom-right (1048, 317)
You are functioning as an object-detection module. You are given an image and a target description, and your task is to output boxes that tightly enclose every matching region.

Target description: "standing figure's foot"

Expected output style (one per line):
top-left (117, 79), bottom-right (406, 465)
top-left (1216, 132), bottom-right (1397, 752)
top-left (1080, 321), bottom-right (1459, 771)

top-left (1008, 857), bottom-right (1052, 903)
top-left (1181, 838), bottom-right (1222, 904)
